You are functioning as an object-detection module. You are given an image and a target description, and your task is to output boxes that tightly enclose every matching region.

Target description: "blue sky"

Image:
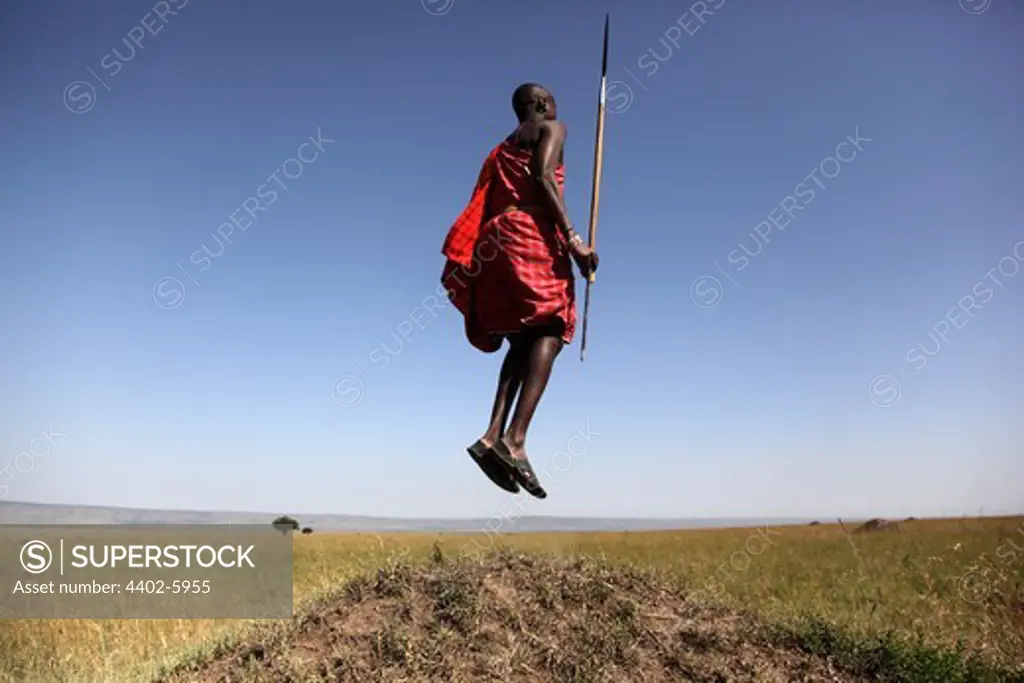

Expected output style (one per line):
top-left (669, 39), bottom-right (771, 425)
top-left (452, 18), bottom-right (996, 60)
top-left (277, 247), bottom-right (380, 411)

top-left (1, 0), bottom-right (1022, 520)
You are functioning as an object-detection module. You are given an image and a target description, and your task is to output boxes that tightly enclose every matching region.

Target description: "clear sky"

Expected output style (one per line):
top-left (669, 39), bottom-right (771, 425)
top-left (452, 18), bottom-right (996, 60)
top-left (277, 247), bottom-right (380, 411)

top-left (2, 0), bottom-right (1022, 521)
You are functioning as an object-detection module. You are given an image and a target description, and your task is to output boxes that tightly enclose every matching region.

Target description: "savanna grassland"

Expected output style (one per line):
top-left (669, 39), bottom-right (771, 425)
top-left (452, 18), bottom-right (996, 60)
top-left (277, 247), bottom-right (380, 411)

top-left (1, 516), bottom-right (1021, 682)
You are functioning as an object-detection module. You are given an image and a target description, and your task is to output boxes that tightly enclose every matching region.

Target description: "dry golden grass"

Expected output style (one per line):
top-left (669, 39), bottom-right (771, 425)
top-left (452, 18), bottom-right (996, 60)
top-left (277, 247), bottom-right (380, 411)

top-left (492, 517), bottom-right (1024, 662)
top-left (0, 517), bottom-right (1021, 682)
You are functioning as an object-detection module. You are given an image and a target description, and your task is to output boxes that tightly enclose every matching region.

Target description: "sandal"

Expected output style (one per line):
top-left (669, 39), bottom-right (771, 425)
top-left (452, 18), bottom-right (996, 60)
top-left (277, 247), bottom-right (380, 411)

top-left (467, 439), bottom-right (519, 493)
top-left (491, 439), bottom-right (547, 499)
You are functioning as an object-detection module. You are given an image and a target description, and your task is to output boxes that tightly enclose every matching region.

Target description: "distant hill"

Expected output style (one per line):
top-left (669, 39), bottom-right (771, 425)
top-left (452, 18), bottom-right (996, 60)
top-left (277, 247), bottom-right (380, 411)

top-left (0, 501), bottom-right (816, 533)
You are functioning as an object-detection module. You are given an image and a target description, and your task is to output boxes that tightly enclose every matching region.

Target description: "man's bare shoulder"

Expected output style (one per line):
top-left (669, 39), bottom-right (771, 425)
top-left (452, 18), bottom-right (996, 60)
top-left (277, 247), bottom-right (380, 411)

top-left (513, 120), bottom-right (566, 147)
top-left (539, 119), bottom-right (567, 136)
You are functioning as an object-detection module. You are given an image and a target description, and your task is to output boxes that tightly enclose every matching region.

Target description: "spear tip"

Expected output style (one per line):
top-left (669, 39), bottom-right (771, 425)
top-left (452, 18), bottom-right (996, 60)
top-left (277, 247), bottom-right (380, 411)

top-left (601, 13), bottom-right (610, 74)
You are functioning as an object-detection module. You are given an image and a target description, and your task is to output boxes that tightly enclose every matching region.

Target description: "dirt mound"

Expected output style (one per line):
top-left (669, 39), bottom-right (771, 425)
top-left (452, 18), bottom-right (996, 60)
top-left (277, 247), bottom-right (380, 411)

top-left (159, 550), bottom-right (869, 683)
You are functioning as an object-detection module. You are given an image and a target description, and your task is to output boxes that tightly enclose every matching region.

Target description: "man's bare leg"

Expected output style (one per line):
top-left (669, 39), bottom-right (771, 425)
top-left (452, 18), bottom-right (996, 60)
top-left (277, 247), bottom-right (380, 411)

top-left (480, 335), bottom-right (527, 448)
top-left (501, 331), bottom-right (563, 460)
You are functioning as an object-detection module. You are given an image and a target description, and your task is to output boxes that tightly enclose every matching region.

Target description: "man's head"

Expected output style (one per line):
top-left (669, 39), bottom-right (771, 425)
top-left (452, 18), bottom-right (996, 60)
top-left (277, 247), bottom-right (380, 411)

top-left (512, 83), bottom-right (556, 122)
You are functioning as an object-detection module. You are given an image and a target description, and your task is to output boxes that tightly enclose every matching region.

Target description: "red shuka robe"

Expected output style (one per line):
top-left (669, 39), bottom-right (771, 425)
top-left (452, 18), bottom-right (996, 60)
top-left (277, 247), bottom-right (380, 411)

top-left (441, 139), bottom-right (576, 353)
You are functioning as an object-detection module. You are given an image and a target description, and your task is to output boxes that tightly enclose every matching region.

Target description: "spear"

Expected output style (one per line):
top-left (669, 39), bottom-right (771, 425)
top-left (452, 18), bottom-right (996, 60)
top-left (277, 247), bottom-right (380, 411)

top-left (580, 13), bottom-right (609, 362)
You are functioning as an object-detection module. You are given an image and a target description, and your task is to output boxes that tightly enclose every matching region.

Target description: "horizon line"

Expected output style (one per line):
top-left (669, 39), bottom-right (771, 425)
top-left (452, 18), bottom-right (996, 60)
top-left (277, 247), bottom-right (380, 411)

top-left (2, 499), bottom-right (1019, 522)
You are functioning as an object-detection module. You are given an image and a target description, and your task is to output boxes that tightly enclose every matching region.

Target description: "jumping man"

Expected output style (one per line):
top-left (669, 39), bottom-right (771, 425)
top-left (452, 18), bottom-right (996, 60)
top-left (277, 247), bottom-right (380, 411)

top-left (440, 83), bottom-right (599, 499)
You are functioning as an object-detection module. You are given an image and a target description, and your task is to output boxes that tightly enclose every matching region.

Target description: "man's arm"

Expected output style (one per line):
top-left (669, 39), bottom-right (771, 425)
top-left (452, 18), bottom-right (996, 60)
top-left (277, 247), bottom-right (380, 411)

top-left (530, 120), bottom-right (575, 242)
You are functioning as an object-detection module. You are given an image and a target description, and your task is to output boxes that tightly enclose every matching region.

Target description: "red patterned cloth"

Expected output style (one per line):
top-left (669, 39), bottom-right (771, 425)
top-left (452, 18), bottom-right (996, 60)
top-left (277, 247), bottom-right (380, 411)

top-left (441, 138), bottom-right (575, 353)
top-left (441, 144), bottom-right (499, 322)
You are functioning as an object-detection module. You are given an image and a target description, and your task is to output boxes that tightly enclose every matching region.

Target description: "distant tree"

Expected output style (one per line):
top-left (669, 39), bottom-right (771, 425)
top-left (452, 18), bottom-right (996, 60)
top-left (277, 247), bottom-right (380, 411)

top-left (854, 518), bottom-right (899, 534)
top-left (272, 515), bottom-right (299, 534)
top-left (301, 527), bottom-right (313, 535)
top-left (809, 521), bottom-right (821, 526)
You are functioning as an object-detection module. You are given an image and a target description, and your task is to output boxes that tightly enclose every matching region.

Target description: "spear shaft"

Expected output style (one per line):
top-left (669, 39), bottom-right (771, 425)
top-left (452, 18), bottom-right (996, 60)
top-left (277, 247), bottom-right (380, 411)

top-left (580, 13), bottom-right (609, 362)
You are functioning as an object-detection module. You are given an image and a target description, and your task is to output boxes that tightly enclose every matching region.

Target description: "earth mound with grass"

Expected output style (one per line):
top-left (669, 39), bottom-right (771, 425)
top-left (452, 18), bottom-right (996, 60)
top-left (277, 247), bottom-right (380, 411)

top-left (158, 549), bottom-right (873, 683)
